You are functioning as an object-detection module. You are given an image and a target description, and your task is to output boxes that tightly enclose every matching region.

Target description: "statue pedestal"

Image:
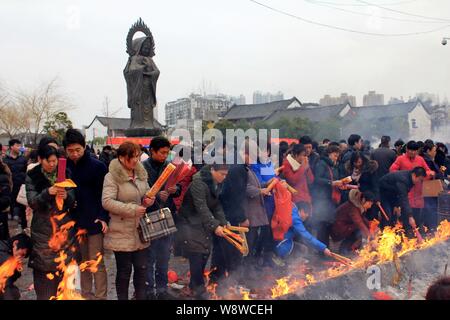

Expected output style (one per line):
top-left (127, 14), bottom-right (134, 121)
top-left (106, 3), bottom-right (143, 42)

top-left (125, 127), bottom-right (162, 137)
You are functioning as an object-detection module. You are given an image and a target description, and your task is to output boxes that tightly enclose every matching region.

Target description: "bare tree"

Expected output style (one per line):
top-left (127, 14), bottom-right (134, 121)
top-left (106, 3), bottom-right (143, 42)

top-left (15, 78), bottom-right (73, 145)
top-left (0, 85), bottom-right (29, 139)
top-left (100, 96), bottom-right (122, 137)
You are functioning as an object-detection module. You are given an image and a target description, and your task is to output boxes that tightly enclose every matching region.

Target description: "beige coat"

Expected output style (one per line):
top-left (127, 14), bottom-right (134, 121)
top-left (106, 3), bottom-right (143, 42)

top-left (102, 159), bottom-right (150, 252)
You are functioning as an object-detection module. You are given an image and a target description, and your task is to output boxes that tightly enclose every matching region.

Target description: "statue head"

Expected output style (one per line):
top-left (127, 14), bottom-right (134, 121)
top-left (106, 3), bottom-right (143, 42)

top-left (126, 18), bottom-right (155, 57)
top-left (139, 37), bottom-right (154, 57)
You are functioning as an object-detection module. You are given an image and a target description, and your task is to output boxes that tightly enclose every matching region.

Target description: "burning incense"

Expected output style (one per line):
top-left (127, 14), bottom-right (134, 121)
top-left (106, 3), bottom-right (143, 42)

top-left (54, 158), bottom-right (77, 211)
top-left (377, 203), bottom-right (390, 222)
top-left (329, 252), bottom-right (353, 267)
top-left (146, 163), bottom-right (176, 198)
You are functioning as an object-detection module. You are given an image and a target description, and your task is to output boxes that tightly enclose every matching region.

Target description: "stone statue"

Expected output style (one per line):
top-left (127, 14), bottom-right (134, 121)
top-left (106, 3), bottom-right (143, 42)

top-left (124, 18), bottom-right (161, 134)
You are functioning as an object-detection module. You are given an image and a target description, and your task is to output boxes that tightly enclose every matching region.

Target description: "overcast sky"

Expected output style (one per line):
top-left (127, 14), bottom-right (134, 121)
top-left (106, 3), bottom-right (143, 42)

top-left (1, 0), bottom-right (450, 128)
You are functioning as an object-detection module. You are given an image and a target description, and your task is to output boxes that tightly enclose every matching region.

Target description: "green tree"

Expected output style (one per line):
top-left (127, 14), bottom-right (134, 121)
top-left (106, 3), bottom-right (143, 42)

top-left (43, 111), bottom-right (73, 144)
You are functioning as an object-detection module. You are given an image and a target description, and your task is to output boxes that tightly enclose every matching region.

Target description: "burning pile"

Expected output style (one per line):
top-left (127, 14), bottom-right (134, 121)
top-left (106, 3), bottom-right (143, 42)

top-left (248, 219), bottom-right (450, 300)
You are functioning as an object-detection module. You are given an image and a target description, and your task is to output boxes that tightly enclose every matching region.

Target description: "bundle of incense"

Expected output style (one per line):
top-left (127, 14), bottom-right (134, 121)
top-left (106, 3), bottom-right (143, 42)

top-left (377, 203), bottom-right (390, 221)
top-left (146, 163), bottom-right (176, 198)
top-left (329, 252), bottom-right (353, 267)
top-left (341, 176), bottom-right (352, 184)
top-left (223, 226), bottom-right (249, 256)
top-left (266, 178), bottom-right (279, 192)
top-left (164, 160), bottom-right (190, 191)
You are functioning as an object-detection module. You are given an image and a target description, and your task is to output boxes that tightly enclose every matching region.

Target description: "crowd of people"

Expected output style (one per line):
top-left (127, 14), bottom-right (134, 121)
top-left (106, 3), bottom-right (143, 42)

top-left (1, 130), bottom-right (450, 300)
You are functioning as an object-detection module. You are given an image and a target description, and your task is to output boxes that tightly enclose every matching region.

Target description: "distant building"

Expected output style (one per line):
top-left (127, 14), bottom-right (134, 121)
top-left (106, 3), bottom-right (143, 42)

top-left (344, 100), bottom-right (431, 140)
top-left (165, 93), bottom-right (233, 128)
top-left (388, 97), bottom-right (405, 105)
top-left (230, 94), bottom-right (246, 106)
top-left (85, 116), bottom-right (131, 141)
top-left (319, 93), bottom-right (356, 107)
top-left (252, 91), bottom-right (284, 104)
top-left (223, 97), bottom-right (302, 124)
top-left (363, 91), bottom-right (384, 106)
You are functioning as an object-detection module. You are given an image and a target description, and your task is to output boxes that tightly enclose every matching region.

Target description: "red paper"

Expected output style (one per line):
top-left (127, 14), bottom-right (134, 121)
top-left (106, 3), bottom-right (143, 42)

top-left (57, 158), bottom-right (66, 183)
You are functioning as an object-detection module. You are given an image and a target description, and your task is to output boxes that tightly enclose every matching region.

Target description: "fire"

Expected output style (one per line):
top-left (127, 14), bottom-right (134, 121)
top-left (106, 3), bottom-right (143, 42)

top-left (267, 219), bottom-right (450, 300)
top-left (79, 252), bottom-right (103, 273)
top-left (48, 214), bottom-right (76, 252)
top-left (240, 287), bottom-right (252, 300)
top-left (0, 257), bottom-right (22, 292)
top-left (50, 251), bottom-right (84, 300)
top-left (270, 276), bottom-right (306, 298)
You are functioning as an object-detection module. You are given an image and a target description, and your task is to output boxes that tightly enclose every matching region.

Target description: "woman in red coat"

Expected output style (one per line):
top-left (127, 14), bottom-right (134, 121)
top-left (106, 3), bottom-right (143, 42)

top-left (281, 144), bottom-right (314, 221)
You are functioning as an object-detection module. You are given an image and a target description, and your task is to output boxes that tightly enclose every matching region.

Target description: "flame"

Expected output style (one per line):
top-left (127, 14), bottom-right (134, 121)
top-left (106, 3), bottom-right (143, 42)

top-left (75, 229), bottom-right (88, 244)
top-left (50, 252), bottom-right (84, 300)
top-left (267, 219), bottom-right (450, 299)
top-left (48, 216), bottom-right (76, 252)
top-left (240, 287), bottom-right (252, 300)
top-left (79, 252), bottom-right (103, 273)
top-left (0, 257), bottom-right (22, 292)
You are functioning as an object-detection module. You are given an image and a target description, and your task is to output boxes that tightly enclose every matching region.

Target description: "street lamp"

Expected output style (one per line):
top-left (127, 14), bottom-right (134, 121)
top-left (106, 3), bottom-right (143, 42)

top-left (442, 37), bottom-right (450, 46)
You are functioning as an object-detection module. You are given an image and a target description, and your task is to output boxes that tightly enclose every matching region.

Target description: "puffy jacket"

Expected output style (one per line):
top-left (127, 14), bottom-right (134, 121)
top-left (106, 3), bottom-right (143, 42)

top-left (330, 189), bottom-right (371, 241)
top-left (220, 164), bottom-right (249, 225)
top-left (177, 166), bottom-right (227, 255)
top-left (3, 154), bottom-right (27, 192)
top-left (389, 154), bottom-right (433, 208)
top-left (275, 205), bottom-right (327, 258)
top-left (102, 159), bottom-right (150, 252)
top-left (25, 164), bottom-right (77, 272)
top-left (282, 154), bottom-right (314, 204)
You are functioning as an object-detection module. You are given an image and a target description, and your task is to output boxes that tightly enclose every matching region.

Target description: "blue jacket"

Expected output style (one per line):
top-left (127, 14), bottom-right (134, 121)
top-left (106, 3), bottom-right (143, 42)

top-left (275, 205), bottom-right (327, 258)
top-left (67, 151), bottom-right (109, 235)
top-left (251, 161), bottom-right (276, 218)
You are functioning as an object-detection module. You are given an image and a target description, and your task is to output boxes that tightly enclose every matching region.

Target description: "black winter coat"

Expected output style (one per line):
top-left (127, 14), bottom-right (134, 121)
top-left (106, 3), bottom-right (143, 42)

top-left (3, 154), bottom-right (27, 192)
top-left (219, 164), bottom-right (249, 225)
top-left (176, 166), bottom-right (227, 255)
top-left (0, 172), bottom-right (11, 213)
top-left (370, 147), bottom-right (397, 181)
top-left (379, 170), bottom-right (415, 218)
top-left (312, 156), bottom-right (340, 223)
top-left (67, 152), bottom-right (109, 235)
top-left (25, 165), bottom-right (78, 272)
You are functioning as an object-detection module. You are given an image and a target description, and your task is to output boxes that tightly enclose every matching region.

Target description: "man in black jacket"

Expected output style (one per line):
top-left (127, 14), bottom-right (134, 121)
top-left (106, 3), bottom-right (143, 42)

top-left (379, 167), bottom-right (426, 230)
top-left (371, 136), bottom-right (397, 181)
top-left (143, 136), bottom-right (181, 300)
top-left (64, 129), bottom-right (109, 300)
top-left (0, 233), bottom-right (32, 300)
top-left (209, 143), bottom-right (250, 287)
top-left (3, 139), bottom-right (27, 230)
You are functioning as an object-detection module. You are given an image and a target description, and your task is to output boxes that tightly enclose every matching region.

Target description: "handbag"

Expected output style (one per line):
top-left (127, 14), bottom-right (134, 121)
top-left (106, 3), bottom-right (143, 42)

top-left (16, 184), bottom-right (28, 206)
top-left (138, 207), bottom-right (177, 243)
